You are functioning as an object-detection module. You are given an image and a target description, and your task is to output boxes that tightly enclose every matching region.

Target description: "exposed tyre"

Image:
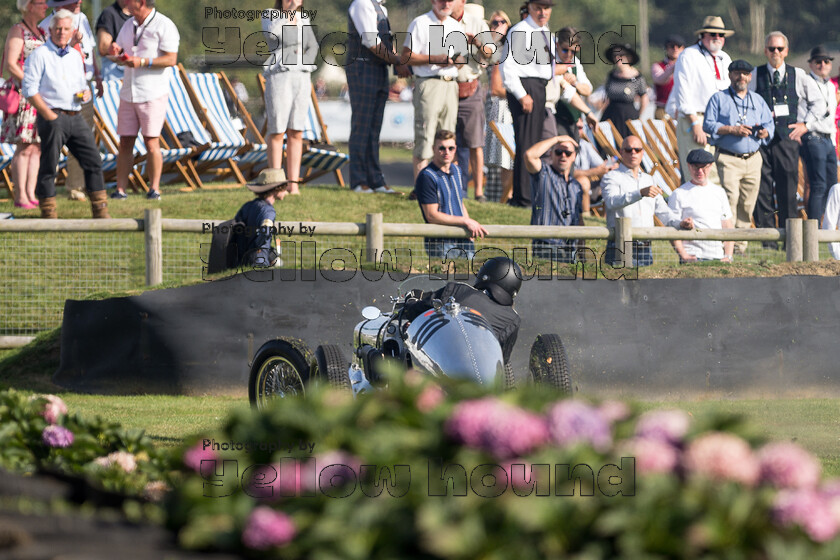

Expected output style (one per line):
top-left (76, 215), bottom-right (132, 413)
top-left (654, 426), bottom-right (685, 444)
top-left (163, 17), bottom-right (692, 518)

top-left (249, 339), bottom-right (312, 409)
top-left (503, 361), bottom-right (516, 390)
top-left (314, 344), bottom-right (351, 391)
top-left (529, 334), bottom-right (571, 393)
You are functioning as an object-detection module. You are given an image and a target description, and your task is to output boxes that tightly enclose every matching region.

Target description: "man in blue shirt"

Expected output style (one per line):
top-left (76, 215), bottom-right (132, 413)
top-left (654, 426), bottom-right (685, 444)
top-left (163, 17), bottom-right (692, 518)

top-left (415, 130), bottom-right (487, 259)
top-left (525, 134), bottom-right (584, 262)
top-left (22, 10), bottom-right (109, 219)
top-left (703, 59), bottom-right (774, 253)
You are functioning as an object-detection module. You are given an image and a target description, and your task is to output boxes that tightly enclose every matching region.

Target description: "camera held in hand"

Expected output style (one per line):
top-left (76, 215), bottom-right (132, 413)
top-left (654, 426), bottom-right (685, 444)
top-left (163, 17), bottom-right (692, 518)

top-left (750, 124), bottom-right (765, 138)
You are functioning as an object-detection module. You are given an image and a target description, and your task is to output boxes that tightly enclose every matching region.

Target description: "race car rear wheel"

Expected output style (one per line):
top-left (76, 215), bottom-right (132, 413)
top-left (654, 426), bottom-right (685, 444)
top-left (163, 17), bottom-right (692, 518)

top-left (504, 361), bottom-right (516, 390)
top-left (249, 339), bottom-right (312, 409)
top-left (315, 344), bottom-right (351, 391)
top-left (529, 334), bottom-right (571, 393)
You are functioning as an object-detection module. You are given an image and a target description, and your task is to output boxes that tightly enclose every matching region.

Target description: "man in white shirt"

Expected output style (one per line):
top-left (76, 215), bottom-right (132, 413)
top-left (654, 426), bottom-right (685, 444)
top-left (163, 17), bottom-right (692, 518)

top-left (23, 10), bottom-right (109, 219)
top-left (42, 0), bottom-right (103, 202)
top-left (451, 0), bottom-right (490, 201)
top-left (749, 31), bottom-right (825, 246)
top-left (402, 0), bottom-right (461, 179)
top-left (669, 149), bottom-right (734, 262)
top-left (801, 45), bottom-right (838, 221)
top-left (822, 183), bottom-right (840, 259)
top-left (669, 16), bottom-right (733, 180)
top-left (108, 0), bottom-right (179, 200)
top-left (501, 0), bottom-right (555, 208)
top-left (602, 135), bottom-right (693, 266)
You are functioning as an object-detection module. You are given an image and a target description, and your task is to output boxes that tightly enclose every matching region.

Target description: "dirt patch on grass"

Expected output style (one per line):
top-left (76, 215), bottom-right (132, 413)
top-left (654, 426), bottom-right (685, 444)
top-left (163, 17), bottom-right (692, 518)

top-left (0, 329), bottom-right (62, 392)
top-left (641, 260), bottom-right (840, 279)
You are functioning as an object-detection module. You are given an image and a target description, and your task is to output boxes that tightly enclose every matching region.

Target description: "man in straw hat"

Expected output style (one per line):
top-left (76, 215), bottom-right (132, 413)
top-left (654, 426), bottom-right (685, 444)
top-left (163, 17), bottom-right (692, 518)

top-left (235, 169), bottom-right (290, 267)
top-left (669, 16), bottom-right (733, 181)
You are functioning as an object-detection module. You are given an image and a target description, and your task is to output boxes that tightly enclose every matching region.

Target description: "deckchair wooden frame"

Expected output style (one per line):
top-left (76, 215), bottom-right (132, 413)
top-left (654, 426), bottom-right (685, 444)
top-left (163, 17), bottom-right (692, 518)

top-left (487, 120), bottom-right (515, 204)
top-left (175, 63), bottom-right (248, 185)
top-left (256, 73), bottom-right (347, 187)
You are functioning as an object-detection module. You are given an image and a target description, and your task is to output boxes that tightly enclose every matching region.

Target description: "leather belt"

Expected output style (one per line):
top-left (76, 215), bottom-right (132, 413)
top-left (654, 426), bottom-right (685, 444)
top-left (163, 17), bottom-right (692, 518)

top-left (421, 75), bottom-right (454, 82)
top-left (717, 147), bottom-right (758, 160)
top-left (805, 131), bottom-right (831, 140)
top-left (53, 109), bottom-right (80, 116)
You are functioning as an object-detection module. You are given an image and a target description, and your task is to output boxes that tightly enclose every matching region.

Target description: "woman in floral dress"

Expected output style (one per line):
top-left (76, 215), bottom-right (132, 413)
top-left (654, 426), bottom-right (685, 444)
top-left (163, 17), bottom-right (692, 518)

top-left (1, 0), bottom-right (48, 208)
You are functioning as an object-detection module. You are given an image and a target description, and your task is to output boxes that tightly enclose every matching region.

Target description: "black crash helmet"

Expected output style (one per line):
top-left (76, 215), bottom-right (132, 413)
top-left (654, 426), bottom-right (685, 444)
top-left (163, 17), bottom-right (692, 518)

top-left (474, 257), bottom-right (522, 306)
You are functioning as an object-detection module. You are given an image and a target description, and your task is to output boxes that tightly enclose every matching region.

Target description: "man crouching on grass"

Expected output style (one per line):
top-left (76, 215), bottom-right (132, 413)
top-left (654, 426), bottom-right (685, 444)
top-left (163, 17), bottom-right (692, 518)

top-left (22, 9), bottom-right (109, 219)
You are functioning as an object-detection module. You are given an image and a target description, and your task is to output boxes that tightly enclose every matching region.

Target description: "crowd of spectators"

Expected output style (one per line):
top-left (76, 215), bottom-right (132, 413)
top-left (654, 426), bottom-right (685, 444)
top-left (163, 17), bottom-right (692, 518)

top-left (2, 0), bottom-right (840, 264)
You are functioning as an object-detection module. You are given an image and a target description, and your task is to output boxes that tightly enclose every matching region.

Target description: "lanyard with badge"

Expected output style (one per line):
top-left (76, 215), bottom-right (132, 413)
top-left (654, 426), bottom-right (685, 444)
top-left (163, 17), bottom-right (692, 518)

top-left (133, 9), bottom-right (157, 54)
top-left (767, 68), bottom-right (790, 119)
top-left (727, 87), bottom-right (755, 124)
top-left (811, 73), bottom-right (833, 119)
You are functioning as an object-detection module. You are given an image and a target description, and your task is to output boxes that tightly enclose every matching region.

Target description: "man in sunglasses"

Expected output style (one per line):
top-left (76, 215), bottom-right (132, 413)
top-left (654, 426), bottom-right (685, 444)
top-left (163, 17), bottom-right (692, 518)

top-left (670, 16), bottom-right (733, 179)
top-left (801, 45), bottom-right (838, 222)
top-left (524, 134), bottom-right (584, 262)
top-left (749, 31), bottom-right (825, 248)
top-left (415, 130), bottom-right (488, 259)
top-left (703, 59), bottom-right (774, 255)
top-left (602, 136), bottom-right (694, 266)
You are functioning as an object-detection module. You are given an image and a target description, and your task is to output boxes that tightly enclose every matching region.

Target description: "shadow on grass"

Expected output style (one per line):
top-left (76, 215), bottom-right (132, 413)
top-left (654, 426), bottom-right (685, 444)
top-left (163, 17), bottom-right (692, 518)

top-left (0, 329), bottom-right (63, 393)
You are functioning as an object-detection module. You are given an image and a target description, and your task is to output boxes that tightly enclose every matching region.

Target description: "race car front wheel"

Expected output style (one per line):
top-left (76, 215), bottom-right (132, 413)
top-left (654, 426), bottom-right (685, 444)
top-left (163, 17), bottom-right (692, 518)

top-left (529, 334), bottom-right (571, 394)
top-left (249, 339), bottom-right (312, 409)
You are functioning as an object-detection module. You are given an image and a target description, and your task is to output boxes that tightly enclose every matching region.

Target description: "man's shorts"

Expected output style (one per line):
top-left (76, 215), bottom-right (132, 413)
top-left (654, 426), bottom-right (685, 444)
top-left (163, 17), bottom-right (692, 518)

top-left (264, 70), bottom-right (311, 135)
top-left (117, 94), bottom-right (169, 138)
top-left (456, 85), bottom-right (487, 149)
top-left (413, 77), bottom-right (458, 160)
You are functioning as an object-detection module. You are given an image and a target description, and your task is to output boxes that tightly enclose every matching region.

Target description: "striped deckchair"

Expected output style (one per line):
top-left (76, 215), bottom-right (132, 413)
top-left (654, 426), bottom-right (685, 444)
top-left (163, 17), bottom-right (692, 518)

top-left (93, 79), bottom-right (198, 191)
top-left (1, 143), bottom-right (14, 195)
top-left (185, 70), bottom-right (267, 180)
top-left (256, 74), bottom-right (348, 186)
top-left (166, 65), bottom-right (248, 185)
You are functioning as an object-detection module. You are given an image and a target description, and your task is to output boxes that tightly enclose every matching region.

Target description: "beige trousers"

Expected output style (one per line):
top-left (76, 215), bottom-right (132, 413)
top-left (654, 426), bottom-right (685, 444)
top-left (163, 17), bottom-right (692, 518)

top-left (716, 150), bottom-right (763, 252)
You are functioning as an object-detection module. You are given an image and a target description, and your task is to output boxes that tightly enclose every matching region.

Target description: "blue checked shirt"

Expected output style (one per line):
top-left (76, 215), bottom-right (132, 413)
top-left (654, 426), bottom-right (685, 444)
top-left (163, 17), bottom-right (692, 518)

top-left (703, 87), bottom-right (775, 154)
top-left (530, 165), bottom-right (582, 245)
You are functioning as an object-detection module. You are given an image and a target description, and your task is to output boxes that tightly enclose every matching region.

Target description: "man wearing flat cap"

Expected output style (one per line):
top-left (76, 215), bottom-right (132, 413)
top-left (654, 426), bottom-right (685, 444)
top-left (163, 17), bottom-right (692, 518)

top-left (703, 59), bottom-right (774, 254)
top-left (234, 169), bottom-right (289, 267)
top-left (802, 45), bottom-right (838, 221)
top-left (669, 149), bottom-right (734, 262)
top-left (501, 0), bottom-right (556, 208)
top-left (749, 31), bottom-right (825, 247)
top-left (669, 16), bottom-right (733, 180)
top-left (525, 134), bottom-right (585, 262)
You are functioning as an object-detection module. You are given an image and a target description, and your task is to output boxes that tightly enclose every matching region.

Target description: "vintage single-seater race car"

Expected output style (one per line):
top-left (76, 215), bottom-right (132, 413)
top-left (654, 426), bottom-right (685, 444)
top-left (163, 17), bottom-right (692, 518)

top-left (249, 277), bottom-right (571, 409)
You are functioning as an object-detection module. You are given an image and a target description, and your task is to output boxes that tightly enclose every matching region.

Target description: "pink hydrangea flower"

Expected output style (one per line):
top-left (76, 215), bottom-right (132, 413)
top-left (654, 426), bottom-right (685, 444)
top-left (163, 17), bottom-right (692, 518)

top-left (313, 451), bottom-right (362, 493)
top-left (93, 451), bottom-right (137, 472)
top-left (447, 397), bottom-right (548, 459)
top-left (635, 409), bottom-right (690, 444)
top-left (183, 441), bottom-right (217, 472)
top-left (39, 394), bottom-right (68, 424)
top-left (416, 384), bottom-right (445, 413)
top-left (773, 488), bottom-right (840, 542)
top-left (757, 442), bottom-right (821, 489)
top-left (683, 432), bottom-right (759, 486)
top-left (619, 437), bottom-right (680, 475)
top-left (241, 507), bottom-right (296, 550)
top-left (546, 400), bottom-right (612, 452)
top-left (598, 400), bottom-right (631, 424)
top-left (42, 425), bottom-right (74, 448)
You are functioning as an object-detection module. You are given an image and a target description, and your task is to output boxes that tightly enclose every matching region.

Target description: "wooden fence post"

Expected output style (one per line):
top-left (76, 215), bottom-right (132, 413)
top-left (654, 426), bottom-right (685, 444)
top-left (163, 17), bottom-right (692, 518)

top-left (366, 213), bottom-right (383, 263)
top-left (615, 217), bottom-right (634, 268)
top-left (803, 219), bottom-right (819, 262)
top-left (145, 209), bottom-right (163, 286)
top-left (785, 218), bottom-right (803, 262)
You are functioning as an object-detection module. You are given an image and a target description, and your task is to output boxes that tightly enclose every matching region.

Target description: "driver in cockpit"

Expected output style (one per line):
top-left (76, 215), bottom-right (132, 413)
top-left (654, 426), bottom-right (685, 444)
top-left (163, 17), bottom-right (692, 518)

top-left (405, 257), bottom-right (522, 363)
